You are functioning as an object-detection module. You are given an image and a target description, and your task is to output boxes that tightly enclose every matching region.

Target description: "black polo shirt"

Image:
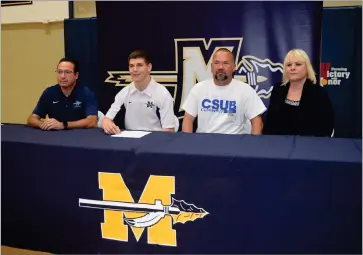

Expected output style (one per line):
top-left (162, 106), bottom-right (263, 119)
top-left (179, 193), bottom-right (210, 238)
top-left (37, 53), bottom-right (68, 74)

top-left (32, 84), bottom-right (98, 122)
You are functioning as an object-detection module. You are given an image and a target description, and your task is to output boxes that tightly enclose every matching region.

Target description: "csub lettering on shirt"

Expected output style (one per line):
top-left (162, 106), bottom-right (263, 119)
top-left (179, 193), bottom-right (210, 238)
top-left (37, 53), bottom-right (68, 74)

top-left (201, 99), bottom-right (236, 113)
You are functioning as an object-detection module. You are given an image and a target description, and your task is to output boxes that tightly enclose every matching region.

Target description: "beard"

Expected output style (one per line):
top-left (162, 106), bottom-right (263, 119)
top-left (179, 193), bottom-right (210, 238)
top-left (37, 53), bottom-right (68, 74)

top-left (214, 71), bottom-right (228, 81)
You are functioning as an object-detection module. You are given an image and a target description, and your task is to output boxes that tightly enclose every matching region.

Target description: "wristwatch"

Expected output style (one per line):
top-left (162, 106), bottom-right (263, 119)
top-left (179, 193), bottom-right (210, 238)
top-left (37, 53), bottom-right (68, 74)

top-left (63, 121), bottom-right (68, 130)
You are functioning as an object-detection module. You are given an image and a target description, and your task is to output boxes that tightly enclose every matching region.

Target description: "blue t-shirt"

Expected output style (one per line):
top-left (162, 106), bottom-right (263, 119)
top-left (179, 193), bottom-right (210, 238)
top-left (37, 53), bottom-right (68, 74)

top-left (32, 84), bottom-right (98, 122)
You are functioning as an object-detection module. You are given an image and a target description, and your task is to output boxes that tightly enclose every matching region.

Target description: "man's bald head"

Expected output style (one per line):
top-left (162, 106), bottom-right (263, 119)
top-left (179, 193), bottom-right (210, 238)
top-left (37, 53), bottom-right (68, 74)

top-left (213, 48), bottom-right (235, 63)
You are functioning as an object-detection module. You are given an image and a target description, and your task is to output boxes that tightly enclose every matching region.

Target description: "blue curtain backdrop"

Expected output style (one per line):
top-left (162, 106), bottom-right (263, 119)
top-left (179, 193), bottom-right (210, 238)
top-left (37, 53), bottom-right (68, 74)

top-left (321, 6), bottom-right (362, 138)
top-left (64, 4), bottom-right (362, 139)
top-left (64, 17), bottom-right (100, 98)
top-left (95, 1), bottom-right (323, 130)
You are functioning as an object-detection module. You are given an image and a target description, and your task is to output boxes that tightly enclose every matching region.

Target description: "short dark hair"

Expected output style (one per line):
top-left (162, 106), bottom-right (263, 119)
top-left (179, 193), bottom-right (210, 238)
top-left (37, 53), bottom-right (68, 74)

top-left (214, 48), bottom-right (235, 62)
top-left (128, 50), bottom-right (151, 64)
top-left (57, 57), bottom-right (79, 73)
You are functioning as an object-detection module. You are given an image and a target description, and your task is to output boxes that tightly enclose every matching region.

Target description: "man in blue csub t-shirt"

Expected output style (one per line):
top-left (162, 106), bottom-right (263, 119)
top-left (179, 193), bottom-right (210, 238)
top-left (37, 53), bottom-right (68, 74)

top-left (27, 57), bottom-right (98, 130)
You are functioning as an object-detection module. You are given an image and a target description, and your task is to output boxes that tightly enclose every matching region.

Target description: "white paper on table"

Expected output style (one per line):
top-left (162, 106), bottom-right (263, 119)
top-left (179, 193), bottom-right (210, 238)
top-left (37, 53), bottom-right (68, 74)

top-left (111, 130), bottom-right (151, 138)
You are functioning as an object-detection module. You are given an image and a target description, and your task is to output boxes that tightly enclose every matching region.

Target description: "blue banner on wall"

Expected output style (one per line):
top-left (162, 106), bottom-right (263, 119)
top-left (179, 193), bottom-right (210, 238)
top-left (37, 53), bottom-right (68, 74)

top-left (96, 1), bottom-right (322, 129)
top-left (64, 18), bottom-right (100, 98)
top-left (320, 6), bottom-right (362, 138)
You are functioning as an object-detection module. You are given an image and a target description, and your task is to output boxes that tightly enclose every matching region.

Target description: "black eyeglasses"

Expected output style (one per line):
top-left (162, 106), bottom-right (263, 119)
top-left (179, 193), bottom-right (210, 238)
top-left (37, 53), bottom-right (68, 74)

top-left (56, 70), bottom-right (74, 75)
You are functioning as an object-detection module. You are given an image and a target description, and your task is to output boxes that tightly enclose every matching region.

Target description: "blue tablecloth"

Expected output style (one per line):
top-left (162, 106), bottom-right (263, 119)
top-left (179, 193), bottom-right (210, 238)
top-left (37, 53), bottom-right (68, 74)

top-left (1, 124), bottom-right (361, 254)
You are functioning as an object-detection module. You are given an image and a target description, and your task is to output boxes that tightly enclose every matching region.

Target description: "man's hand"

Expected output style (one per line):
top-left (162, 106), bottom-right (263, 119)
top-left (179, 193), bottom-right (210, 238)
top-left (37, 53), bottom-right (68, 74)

top-left (102, 117), bottom-right (121, 135)
top-left (40, 118), bottom-right (64, 130)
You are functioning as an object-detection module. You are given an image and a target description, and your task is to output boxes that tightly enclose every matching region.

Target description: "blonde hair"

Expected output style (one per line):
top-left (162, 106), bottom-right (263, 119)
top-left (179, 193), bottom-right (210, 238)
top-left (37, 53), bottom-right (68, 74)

top-left (282, 49), bottom-right (317, 85)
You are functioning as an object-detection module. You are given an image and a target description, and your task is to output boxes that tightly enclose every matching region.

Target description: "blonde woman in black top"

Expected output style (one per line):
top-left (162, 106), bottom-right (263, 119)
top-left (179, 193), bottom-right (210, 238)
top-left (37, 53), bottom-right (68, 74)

top-left (263, 49), bottom-right (334, 137)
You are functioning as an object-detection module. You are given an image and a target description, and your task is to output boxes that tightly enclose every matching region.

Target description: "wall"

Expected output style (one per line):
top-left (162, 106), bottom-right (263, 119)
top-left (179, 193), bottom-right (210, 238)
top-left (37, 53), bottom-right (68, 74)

top-left (1, 1), bottom-right (67, 124)
top-left (1, 1), bottom-right (69, 24)
top-left (74, 1), bottom-right (96, 18)
top-left (1, 22), bottom-right (64, 124)
top-left (1, 1), bottom-right (362, 124)
top-left (323, 1), bottom-right (362, 6)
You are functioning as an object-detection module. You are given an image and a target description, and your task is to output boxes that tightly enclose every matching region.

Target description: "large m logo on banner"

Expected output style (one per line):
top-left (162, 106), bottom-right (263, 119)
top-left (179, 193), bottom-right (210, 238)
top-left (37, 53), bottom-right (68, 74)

top-left (96, 1), bottom-right (322, 126)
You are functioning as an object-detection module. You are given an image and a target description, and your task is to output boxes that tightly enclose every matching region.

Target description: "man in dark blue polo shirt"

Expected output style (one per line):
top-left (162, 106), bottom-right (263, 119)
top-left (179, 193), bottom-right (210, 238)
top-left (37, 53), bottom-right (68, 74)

top-left (27, 57), bottom-right (98, 130)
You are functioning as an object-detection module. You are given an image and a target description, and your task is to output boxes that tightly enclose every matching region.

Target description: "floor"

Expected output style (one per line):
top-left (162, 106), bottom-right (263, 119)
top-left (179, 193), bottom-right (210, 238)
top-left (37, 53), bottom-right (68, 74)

top-left (1, 246), bottom-right (51, 254)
